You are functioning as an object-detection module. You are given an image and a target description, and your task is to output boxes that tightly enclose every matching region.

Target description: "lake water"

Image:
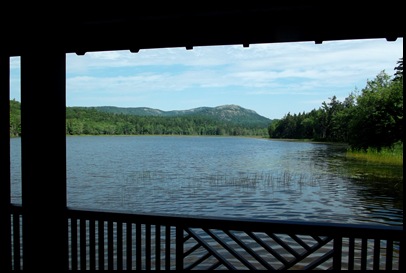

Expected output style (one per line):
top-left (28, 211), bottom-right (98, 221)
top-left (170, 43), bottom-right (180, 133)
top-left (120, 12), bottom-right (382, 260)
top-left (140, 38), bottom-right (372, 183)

top-left (10, 136), bottom-right (403, 227)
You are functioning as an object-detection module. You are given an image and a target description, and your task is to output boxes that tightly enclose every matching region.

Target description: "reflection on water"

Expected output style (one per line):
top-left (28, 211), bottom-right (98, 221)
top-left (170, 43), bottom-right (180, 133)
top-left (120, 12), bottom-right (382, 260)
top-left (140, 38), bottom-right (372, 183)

top-left (10, 136), bottom-right (403, 227)
top-left (339, 160), bottom-right (403, 226)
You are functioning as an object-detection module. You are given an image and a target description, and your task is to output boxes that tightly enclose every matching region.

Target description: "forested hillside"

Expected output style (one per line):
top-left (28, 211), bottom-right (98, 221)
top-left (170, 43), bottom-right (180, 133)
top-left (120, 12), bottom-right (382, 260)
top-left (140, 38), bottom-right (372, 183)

top-left (268, 58), bottom-right (403, 150)
top-left (93, 104), bottom-right (272, 128)
top-left (9, 103), bottom-right (271, 137)
top-left (65, 105), bottom-right (270, 136)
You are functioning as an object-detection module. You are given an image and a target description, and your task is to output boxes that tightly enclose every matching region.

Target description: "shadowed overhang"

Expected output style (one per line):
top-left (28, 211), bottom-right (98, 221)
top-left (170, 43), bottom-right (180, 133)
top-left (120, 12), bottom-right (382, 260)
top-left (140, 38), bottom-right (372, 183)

top-left (1, 2), bottom-right (403, 56)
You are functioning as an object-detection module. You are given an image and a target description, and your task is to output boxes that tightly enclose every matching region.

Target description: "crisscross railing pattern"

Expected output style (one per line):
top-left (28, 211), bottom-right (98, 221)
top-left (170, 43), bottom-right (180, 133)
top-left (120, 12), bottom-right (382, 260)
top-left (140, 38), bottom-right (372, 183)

top-left (182, 229), bottom-right (335, 270)
top-left (65, 208), bottom-right (402, 270)
top-left (9, 205), bottom-right (403, 270)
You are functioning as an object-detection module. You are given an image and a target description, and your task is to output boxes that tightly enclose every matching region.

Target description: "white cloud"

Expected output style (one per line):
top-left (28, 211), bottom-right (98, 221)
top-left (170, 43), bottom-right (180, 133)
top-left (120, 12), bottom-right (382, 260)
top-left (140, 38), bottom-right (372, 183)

top-left (10, 38), bottom-right (404, 119)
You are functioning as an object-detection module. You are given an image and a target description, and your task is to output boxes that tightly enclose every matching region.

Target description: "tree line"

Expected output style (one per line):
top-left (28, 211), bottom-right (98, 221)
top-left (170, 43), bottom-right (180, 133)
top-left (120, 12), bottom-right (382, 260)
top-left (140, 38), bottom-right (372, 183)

top-left (65, 108), bottom-right (268, 136)
top-left (9, 102), bottom-right (269, 137)
top-left (268, 58), bottom-right (403, 151)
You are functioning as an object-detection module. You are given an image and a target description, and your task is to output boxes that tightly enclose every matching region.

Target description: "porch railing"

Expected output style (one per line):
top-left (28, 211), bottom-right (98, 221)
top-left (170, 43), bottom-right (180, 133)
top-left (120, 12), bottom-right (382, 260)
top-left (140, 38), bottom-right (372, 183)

top-left (10, 204), bottom-right (403, 270)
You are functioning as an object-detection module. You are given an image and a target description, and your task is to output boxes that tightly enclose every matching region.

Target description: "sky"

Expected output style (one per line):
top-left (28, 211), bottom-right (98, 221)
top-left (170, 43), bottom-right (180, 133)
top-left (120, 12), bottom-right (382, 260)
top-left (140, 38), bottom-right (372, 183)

top-left (9, 38), bottom-right (403, 119)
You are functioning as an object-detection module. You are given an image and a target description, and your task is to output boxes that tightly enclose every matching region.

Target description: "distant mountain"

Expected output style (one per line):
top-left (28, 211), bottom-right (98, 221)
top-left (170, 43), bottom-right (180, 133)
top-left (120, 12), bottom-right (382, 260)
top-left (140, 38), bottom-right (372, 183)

top-left (93, 104), bottom-right (272, 128)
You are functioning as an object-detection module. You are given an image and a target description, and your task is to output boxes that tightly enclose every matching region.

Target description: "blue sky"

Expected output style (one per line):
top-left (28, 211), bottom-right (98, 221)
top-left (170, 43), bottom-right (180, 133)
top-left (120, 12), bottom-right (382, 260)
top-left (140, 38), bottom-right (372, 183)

top-left (9, 38), bottom-right (403, 119)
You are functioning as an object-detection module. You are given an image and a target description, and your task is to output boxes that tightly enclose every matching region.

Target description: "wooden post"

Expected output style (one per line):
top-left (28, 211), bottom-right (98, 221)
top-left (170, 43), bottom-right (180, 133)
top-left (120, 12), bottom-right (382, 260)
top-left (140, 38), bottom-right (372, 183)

top-left (21, 49), bottom-right (68, 270)
top-left (0, 54), bottom-right (11, 271)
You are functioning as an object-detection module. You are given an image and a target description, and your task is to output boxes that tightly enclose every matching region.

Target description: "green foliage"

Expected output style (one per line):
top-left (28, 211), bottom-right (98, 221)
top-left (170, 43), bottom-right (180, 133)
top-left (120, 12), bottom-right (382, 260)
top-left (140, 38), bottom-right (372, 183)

top-left (269, 57), bottom-right (403, 152)
top-left (10, 99), bottom-right (21, 137)
top-left (94, 104), bottom-right (273, 129)
top-left (346, 142), bottom-right (403, 165)
top-left (66, 107), bottom-right (270, 136)
top-left (348, 71), bottom-right (403, 150)
top-left (10, 102), bottom-right (270, 137)
top-left (393, 57), bottom-right (403, 82)
top-left (64, 105), bottom-right (271, 137)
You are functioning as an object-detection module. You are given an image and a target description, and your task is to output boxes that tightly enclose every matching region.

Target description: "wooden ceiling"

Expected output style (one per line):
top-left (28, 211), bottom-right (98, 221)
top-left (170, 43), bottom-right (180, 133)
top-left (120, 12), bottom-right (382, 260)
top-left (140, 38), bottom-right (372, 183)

top-left (1, 2), bottom-right (403, 56)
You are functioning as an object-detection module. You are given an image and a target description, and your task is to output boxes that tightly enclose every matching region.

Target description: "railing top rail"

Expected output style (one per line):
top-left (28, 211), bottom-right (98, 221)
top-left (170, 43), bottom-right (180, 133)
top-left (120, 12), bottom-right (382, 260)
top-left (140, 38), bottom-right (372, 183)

top-left (10, 204), bottom-right (403, 239)
top-left (64, 206), bottom-right (403, 240)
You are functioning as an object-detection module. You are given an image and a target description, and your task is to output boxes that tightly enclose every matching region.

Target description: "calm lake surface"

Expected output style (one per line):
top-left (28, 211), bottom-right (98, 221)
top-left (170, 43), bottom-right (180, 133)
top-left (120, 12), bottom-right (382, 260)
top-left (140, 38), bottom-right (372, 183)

top-left (10, 136), bottom-right (403, 227)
